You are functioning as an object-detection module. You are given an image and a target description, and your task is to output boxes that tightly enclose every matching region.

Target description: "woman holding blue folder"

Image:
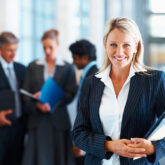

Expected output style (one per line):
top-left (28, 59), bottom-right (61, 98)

top-left (72, 18), bottom-right (165, 165)
top-left (22, 29), bottom-right (77, 165)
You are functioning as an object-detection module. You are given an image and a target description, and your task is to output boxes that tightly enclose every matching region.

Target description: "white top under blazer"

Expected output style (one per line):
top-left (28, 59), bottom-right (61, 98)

top-left (95, 65), bottom-right (135, 165)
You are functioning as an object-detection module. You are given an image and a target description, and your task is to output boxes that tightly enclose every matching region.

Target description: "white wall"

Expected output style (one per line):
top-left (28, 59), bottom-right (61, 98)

top-left (0, 0), bottom-right (135, 65)
top-left (0, 0), bottom-right (20, 35)
top-left (90, 0), bottom-right (105, 67)
top-left (107, 0), bottom-right (134, 19)
top-left (56, 0), bottom-right (105, 66)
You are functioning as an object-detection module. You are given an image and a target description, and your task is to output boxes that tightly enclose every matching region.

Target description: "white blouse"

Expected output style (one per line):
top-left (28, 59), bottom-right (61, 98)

top-left (95, 65), bottom-right (135, 165)
top-left (35, 57), bottom-right (65, 81)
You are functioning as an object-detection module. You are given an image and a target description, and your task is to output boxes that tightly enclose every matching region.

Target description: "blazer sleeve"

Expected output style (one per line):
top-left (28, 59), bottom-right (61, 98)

top-left (58, 64), bottom-right (77, 106)
top-left (71, 77), bottom-right (112, 159)
top-left (23, 63), bottom-right (37, 114)
top-left (148, 71), bottom-right (165, 163)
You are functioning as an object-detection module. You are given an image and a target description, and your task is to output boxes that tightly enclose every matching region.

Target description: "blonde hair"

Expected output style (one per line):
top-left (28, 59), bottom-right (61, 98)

top-left (100, 17), bottom-right (150, 73)
top-left (41, 29), bottom-right (59, 44)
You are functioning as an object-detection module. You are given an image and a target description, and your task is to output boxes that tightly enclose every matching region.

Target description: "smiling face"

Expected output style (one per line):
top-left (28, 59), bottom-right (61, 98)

top-left (105, 28), bottom-right (137, 71)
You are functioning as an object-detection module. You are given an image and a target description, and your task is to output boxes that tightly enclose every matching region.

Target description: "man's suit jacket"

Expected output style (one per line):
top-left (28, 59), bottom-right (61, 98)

top-left (72, 70), bottom-right (165, 165)
top-left (23, 59), bottom-right (77, 130)
top-left (0, 62), bottom-right (26, 141)
top-left (0, 62), bottom-right (26, 93)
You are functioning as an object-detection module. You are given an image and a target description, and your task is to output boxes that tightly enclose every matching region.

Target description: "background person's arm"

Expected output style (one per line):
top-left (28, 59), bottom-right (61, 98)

top-left (0, 109), bottom-right (12, 126)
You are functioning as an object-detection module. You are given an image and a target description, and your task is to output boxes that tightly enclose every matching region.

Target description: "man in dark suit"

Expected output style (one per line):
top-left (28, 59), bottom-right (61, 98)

top-left (0, 32), bottom-right (26, 165)
top-left (69, 39), bottom-right (98, 165)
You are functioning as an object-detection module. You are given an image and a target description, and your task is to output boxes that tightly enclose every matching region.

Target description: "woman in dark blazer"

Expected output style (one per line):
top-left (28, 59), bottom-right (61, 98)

top-left (72, 18), bottom-right (165, 165)
top-left (22, 29), bottom-right (77, 165)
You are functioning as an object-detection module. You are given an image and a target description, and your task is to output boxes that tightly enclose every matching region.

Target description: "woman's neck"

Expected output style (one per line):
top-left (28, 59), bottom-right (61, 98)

top-left (110, 65), bottom-right (131, 82)
top-left (110, 65), bottom-right (131, 98)
top-left (46, 56), bottom-right (56, 64)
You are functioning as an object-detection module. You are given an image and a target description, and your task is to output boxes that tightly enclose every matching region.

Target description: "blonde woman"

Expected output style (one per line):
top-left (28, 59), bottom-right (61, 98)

top-left (72, 18), bottom-right (165, 165)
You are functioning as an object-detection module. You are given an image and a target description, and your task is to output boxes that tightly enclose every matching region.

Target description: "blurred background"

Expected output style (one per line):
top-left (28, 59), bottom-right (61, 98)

top-left (0, 0), bottom-right (165, 71)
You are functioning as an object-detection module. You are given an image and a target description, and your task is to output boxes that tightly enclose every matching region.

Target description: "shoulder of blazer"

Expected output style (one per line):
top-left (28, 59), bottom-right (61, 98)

top-left (28, 59), bottom-right (42, 67)
top-left (82, 75), bottom-right (105, 94)
top-left (27, 60), bottom-right (44, 72)
top-left (57, 61), bottom-right (73, 69)
top-left (86, 65), bottom-right (98, 78)
top-left (14, 62), bottom-right (26, 71)
top-left (56, 62), bottom-right (74, 76)
top-left (134, 70), bottom-right (165, 84)
top-left (13, 62), bottom-right (26, 77)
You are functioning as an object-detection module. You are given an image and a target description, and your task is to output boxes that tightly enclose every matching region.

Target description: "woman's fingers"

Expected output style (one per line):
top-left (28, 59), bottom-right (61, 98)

top-left (34, 91), bottom-right (41, 99)
top-left (129, 138), bottom-right (155, 155)
top-left (106, 139), bottom-right (147, 158)
top-left (36, 102), bottom-right (50, 112)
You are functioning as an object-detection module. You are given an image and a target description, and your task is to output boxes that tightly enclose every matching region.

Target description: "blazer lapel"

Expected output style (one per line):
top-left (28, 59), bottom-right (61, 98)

top-left (92, 78), bottom-right (105, 133)
top-left (14, 63), bottom-right (21, 87)
top-left (36, 65), bottom-right (44, 85)
top-left (53, 65), bottom-right (63, 84)
top-left (121, 74), bottom-right (144, 132)
top-left (0, 63), bottom-right (11, 89)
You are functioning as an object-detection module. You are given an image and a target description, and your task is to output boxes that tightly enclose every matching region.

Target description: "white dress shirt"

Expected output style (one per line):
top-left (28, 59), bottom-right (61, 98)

top-left (0, 55), bottom-right (15, 81)
top-left (95, 65), bottom-right (135, 165)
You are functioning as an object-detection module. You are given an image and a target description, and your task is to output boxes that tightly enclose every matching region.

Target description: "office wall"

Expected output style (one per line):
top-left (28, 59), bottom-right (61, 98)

top-left (0, 0), bottom-right (20, 36)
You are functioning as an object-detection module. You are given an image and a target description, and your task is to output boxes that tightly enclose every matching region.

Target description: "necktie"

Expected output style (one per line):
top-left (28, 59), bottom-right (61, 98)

top-left (7, 67), bottom-right (16, 91)
top-left (7, 67), bottom-right (21, 118)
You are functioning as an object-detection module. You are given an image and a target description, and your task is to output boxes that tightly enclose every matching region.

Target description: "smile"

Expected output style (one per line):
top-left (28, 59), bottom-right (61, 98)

top-left (114, 56), bottom-right (127, 62)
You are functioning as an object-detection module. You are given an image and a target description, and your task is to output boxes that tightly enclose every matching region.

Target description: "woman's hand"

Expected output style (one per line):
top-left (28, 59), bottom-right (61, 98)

top-left (34, 91), bottom-right (41, 99)
top-left (36, 102), bottom-right (51, 112)
top-left (105, 139), bottom-right (147, 158)
top-left (72, 145), bottom-right (84, 157)
top-left (128, 138), bottom-right (155, 155)
top-left (34, 91), bottom-right (50, 112)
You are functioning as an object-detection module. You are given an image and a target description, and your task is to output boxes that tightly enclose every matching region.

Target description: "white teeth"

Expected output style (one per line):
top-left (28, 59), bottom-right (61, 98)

top-left (114, 56), bottom-right (126, 61)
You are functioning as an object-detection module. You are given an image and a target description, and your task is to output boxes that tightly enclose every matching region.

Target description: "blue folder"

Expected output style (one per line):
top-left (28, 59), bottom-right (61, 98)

top-left (40, 77), bottom-right (64, 111)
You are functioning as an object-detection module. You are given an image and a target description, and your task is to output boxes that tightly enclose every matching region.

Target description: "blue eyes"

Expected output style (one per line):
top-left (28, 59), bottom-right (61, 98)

top-left (110, 43), bottom-right (130, 47)
top-left (124, 44), bottom-right (130, 47)
top-left (110, 43), bottom-right (117, 47)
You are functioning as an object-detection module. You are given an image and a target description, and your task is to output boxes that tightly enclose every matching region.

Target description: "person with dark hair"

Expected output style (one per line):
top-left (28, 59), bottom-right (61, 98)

top-left (22, 29), bottom-right (77, 165)
top-left (69, 39), bottom-right (97, 70)
top-left (72, 18), bottom-right (165, 165)
top-left (0, 32), bottom-right (26, 165)
top-left (69, 39), bottom-right (98, 165)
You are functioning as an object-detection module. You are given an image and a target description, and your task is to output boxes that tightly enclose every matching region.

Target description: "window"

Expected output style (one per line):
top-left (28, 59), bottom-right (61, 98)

top-left (146, 0), bottom-right (165, 71)
top-left (78, 0), bottom-right (90, 38)
top-left (19, 0), bottom-right (56, 65)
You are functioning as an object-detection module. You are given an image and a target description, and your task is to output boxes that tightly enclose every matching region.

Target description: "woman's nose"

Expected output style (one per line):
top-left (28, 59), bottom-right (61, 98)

top-left (44, 48), bottom-right (51, 54)
top-left (116, 46), bottom-right (124, 55)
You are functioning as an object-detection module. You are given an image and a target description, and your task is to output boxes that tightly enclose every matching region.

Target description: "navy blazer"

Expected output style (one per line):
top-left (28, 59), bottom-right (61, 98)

top-left (0, 62), bottom-right (26, 113)
top-left (72, 70), bottom-right (165, 165)
top-left (0, 62), bottom-right (25, 91)
top-left (0, 62), bottom-right (26, 142)
top-left (23, 60), bottom-right (77, 130)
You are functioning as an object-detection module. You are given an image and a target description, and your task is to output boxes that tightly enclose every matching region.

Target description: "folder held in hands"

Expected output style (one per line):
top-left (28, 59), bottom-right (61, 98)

top-left (21, 78), bottom-right (64, 112)
top-left (39, 77), bottom-right (64, 111)
top-left (145, 112), bottom-right (165, 141)
top-left (134, 112), bottom-right (165, 160)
